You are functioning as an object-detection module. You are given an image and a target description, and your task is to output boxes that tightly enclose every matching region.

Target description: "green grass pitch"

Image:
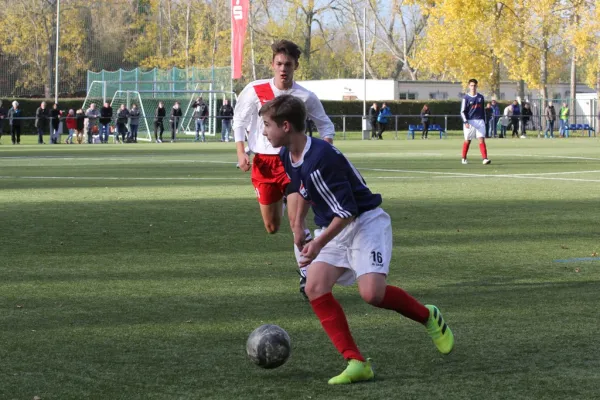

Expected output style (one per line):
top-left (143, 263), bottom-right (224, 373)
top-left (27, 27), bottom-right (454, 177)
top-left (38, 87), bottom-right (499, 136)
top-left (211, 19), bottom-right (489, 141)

top-left (1, 135), bottom-right (599, 399)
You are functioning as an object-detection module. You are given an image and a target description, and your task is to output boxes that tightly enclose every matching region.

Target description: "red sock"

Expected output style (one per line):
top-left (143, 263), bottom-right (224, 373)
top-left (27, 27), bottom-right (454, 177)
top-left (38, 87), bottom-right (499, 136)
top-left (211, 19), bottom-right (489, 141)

top-left (479, 142), bottom-right (488, 159)
top-left (377, 285), bottom-right (429, 324)
top-left (462, 141), bottom-right (470, 158)
top-left (310, 292), bottom-right (365, 361)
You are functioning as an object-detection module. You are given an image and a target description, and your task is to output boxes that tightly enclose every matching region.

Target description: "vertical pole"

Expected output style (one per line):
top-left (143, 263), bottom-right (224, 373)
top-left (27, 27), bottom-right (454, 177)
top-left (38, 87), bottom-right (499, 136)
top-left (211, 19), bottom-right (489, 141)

top-left (54, 0), bottom-right (60, 103)
top-left (362, 7), bottom-right (367, 140)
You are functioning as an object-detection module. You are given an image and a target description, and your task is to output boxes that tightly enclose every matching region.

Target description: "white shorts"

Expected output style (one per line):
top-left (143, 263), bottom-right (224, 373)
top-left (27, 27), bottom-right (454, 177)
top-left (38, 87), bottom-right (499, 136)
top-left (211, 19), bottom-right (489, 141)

top-left (312, 207), bottom-right (392, 286)
top-left (463, 119), bottom-right (486, 140)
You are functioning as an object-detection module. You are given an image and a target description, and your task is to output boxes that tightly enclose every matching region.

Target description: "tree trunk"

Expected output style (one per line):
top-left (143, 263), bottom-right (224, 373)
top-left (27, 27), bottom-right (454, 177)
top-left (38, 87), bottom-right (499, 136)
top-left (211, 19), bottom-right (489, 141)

top-left (490, 54), bottom-right (501, 99)
top-left (517, 80), bottom-right (525, 101)
top-left (303, 11), bottom-right (313, 79)
top-left (167, 0), bottom-right (172, 58)
top-left (570, 46), bottom-right (577, 123)
top-left (540, 42), bottom-right (548, 106)
top-left (185, 0), bottom-right (191, 70)
top-left (158, 0), bottom-right (163, 56)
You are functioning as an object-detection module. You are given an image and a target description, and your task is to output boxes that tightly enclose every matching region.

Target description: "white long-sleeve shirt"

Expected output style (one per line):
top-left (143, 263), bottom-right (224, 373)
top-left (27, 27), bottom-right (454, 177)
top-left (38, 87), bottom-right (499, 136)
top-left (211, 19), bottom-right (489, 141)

top-left (233, 78), bottom-right (335, 155)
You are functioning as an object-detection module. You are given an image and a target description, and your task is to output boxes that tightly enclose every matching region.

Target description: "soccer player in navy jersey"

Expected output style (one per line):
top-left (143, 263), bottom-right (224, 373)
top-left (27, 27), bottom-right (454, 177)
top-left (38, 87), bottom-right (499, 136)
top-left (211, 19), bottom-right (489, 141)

top-left (461, 79), bottom-right (491, 165)
top-left (259, 94), bottom-right (455, 385)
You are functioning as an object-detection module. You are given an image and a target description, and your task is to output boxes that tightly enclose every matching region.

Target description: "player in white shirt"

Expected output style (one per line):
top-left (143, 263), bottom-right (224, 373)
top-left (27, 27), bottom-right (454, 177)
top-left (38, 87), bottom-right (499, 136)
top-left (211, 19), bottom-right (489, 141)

top-left (233, 40), bottom-right (335, 299)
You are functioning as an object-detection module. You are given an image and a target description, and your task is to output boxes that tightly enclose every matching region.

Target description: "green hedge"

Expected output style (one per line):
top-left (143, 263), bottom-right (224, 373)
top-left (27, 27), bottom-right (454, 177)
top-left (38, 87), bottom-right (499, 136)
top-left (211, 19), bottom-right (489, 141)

top-left (0, 98), bottom-right (511, 135)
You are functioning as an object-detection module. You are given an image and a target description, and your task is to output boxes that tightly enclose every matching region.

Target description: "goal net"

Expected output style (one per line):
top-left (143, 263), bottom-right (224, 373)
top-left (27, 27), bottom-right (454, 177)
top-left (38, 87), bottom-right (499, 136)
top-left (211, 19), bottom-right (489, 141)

top-left (82, 81), bottom-right (235, 140)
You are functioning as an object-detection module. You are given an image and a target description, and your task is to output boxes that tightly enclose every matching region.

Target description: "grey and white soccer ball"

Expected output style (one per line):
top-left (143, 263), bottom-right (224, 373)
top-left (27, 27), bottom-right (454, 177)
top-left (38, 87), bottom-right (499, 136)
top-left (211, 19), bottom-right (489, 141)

top-left (246, 324), bottom-right (291, 369)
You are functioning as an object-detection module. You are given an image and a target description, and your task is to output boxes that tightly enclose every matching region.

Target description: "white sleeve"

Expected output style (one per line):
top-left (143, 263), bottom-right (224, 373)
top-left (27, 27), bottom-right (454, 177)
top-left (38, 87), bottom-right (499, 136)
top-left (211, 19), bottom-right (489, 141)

top-left (305, 92), bottom-right (335, 140)
top-left (233, 84), bottom-right (257, 143)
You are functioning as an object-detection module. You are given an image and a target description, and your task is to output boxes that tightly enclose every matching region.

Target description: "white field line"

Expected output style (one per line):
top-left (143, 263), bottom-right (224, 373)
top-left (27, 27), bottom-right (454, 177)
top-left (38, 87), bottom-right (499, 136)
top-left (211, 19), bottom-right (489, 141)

top-left (360, 168), bottom-right (600, 183)
top-left (496, 153), bottom-right (600, 161)
top-left (0, 175), bottom-right (246, 181)
top-left (0, 156), bottom-right (236, 164)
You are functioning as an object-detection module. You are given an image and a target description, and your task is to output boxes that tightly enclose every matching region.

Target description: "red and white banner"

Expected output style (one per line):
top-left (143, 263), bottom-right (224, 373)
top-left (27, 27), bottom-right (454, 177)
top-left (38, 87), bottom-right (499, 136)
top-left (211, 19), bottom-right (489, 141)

top-left (231, 0), bottom-right (249, 79)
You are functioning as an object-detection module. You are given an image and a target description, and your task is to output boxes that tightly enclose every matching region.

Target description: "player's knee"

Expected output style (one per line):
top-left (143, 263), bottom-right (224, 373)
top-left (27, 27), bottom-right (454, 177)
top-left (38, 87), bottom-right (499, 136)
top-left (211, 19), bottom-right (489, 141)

top-left (264, 223), bottom-right (279, 234)
top-left (304, 280), bottom-right (330, 301)
top-left (359, 286), bottom-right (385, 306)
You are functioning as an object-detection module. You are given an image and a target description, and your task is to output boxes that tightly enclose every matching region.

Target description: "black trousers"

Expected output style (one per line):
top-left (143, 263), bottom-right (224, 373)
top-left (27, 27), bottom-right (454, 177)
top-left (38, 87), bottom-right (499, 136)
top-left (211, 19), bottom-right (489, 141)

top-left (11, 124), bottom-right (21, 144)
top-left (154, 121), bottom-right (164, 140)
top-left (378, 122), bottom-right (387, 139)
top-left (422, 121), bottom-right (429, 138)
top-left (370, 120), bottom-right (378, 138)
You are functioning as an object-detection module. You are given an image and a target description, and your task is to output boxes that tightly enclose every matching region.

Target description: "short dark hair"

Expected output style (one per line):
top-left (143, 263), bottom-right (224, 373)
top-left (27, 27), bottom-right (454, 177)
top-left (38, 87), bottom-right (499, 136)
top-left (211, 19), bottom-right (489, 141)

top-left (259, 94), bottom-right (306, 132)
top-left (468, 78), bottom-right (478, 85)
top-left (271, 40), bottom-right (301, 63)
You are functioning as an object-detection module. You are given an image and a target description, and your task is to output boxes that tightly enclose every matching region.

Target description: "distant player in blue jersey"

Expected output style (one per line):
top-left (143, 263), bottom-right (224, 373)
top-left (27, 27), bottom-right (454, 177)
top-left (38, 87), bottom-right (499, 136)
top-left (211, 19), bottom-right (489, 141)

top-left (461, 79), bottom-right (491, 165)
top-left (258, 94), bottom-right (454, 385)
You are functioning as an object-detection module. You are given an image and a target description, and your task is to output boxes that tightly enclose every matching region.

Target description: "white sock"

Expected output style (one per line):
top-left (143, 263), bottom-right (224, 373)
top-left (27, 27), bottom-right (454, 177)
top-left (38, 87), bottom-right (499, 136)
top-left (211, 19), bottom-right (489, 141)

top-left (293, 229), bottom-right (312, 268)
top-left (299, 266), bottom-right (308, 278)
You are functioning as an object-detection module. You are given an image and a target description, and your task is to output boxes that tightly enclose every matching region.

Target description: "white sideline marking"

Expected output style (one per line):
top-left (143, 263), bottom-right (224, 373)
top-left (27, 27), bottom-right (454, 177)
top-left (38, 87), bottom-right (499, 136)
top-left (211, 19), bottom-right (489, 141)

top-left (497, 153), bottom-right (600, 161)
top-left (361, 168), bottom-right (600, 183)
top-left (0, 175), bottom-right (246, 181)
top-left (0, 156), bottom-right (236, 164)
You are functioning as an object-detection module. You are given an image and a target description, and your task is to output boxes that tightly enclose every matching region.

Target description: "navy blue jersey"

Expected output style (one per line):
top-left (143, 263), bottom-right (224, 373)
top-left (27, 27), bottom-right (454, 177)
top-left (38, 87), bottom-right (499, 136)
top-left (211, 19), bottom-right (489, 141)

top-left (461, 93), bottom-right (486, 122)
top-left (280, 137), bottom-right (382, 227)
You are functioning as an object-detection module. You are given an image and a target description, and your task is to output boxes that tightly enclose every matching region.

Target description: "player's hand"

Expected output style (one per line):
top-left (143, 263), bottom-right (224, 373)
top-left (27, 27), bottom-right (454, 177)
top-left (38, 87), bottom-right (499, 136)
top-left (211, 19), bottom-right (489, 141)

top-left (464, 123), bottom-right (471, 129)
top-left (299, 240), bottom-right (323, 267)
top-left (237, 152), bottom-right (250, 172)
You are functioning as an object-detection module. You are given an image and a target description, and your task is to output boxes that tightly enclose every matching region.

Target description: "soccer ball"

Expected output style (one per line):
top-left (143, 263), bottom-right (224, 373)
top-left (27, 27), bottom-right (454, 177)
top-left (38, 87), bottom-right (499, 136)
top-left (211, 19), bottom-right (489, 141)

top-left (246, 324), bottom-right (291, 369)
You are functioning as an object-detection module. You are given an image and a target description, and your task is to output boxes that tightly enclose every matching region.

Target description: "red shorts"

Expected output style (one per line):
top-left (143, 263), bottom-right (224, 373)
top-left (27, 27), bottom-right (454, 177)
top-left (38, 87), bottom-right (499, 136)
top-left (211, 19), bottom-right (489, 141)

top-left (251, 153), bottom-right (290, 205)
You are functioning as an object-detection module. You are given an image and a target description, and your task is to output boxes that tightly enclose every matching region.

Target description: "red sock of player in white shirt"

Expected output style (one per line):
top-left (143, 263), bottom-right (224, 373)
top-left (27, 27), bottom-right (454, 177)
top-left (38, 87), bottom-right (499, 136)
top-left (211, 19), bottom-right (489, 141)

top-left (310, 292), bottom-right (365, 361)
top-left (479, 142), bottom-right (488, 159)
top-left (462, 141), bottom-right (471, 159)
top-left (376, 285), bottom-right (429, 324)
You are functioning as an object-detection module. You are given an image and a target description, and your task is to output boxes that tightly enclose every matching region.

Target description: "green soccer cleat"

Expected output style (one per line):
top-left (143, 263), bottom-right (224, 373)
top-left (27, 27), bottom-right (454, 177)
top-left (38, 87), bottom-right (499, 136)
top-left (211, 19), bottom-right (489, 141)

top-left (425, 305), bottom-right (454, 355)
top-left (328, 358), bottom-right (374, 385)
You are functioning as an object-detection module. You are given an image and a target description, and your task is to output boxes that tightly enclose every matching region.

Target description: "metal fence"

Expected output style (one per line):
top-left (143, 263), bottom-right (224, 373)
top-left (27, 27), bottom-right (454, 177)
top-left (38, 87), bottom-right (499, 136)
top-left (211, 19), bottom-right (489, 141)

top-left (4, 113), bottom-right (596, 142)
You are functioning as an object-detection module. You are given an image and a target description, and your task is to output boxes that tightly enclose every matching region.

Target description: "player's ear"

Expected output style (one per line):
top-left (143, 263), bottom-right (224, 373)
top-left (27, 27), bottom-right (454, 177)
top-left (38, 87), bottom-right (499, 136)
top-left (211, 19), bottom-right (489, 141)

top-left (294, 61), bottom-right (299, 71)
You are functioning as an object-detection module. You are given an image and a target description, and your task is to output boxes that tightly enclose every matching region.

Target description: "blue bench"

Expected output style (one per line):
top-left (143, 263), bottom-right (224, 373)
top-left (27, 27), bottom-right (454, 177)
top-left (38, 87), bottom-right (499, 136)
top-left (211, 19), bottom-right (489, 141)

top-left (407, 124), bottom-right (447, 139)
top-left (564, 123), bottom-right (595, 137)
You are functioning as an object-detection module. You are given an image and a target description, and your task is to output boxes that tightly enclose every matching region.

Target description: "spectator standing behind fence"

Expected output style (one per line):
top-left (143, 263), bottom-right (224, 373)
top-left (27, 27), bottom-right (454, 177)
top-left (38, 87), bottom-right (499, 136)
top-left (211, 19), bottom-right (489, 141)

top-left (50, 103), bottom-right (63, 144)
top-left (116, 104), bottom-right (129, 144)
top-left (501, 103), bottom-right (512, 138)
top-left (376, 102), bottom-right (391, 140)
top-left (484, 103), bottom-right (493, 138)
top-left (35, 101), bottom-right (49, 144)
top-left (544, 101), bottom-right (556, 138)
top-left (99, 102), bottom-right (113, 143)
top-left (154, 101), bottom-right (165, 143)
top-left (0, 100), bottom-right (6, 142)
top-left (85, 103), bottom-right (100, 144)
top-left (490, 100), bottom-right (500, 138)
top-left (420, 104), bottom-right (430, 139)
top-left (368, 102), bottom-right (379, 139)
top-left (559, 102), bottom-right (569, 137)
top-left (510, 100), bottom-right (521, 138)
top-left (129, 103), bottom-right (140, 143)
top-left (65, 109), bottom-right (76, 144)
top-left (170, 101), bottom-right (183, 143)
top-left (520, 103), bottom-right (532, 138)
top-left (75, 109), bottom-right (85, 144)
top-left (219, 99), bottom-right (234, 142)
top-left (305, 118), bottom-right (314, 137)
top-left (8, 101), bottom-right (22, 145)
top-left (192, 97), bottom-right (208, 142)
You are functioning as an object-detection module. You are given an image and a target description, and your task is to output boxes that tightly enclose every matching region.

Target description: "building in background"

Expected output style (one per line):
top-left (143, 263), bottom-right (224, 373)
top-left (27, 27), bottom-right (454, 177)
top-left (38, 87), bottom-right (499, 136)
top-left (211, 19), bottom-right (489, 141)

top-left (297, 79), bottom-right (596, 102)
